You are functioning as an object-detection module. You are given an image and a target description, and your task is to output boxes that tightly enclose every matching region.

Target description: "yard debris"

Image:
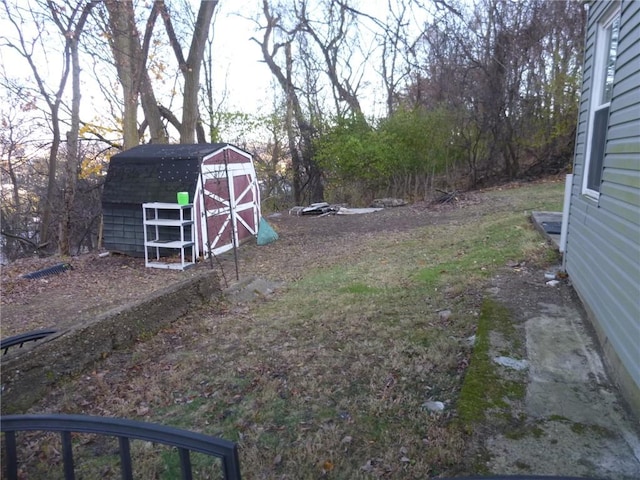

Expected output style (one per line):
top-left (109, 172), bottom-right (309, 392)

top-left (433, 189), bottom-right (460, 204)
top-left (361, 458), bottom-right (391, 474)
top-left (545, 280), bottom-right (560, 287)
top-left (289, 202), bottom-right (383, 216)
top-left (22, 262), bottom-right (72, 280)
top-left (288, 206), bottom-right (303, 215)
top-left (321, 459), bottom-right (334, 473)
top-left (370, 198), bottom-right (407, 208)
top-left (336, 207), bottom-right (383, 215)
top-left (544, 267), bottom-right (568, 282)
top-left (399, 446), bottom-right (409, 463)
top-left (303, 202), bottom-right (335, 215)
top-left (288, 202), bottom-right (336, 215)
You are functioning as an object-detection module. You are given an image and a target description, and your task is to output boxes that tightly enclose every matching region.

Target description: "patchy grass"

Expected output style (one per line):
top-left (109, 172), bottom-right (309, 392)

top-left (20, 181), bottom-right (565, 478)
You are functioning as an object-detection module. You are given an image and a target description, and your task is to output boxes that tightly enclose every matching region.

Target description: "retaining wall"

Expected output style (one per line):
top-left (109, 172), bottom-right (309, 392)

top-left (1, 270), bottom-right (221, 414)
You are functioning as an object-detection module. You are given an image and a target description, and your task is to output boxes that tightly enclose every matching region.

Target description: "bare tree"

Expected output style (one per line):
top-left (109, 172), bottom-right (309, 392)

top-left (253, 0), bottom-right (323, 203)
top-left (298, 0), bottom-right (364, 118)
top-left (47, 0), bottom-right (97, 255)
top-left (1, 0), bottom-right (75, 250)
top-left (378, 0), bottom-right (413, 116)
top-left (330, 0), bottom-right (413, 117)
top-left (157, 0), bottom-right (218, 143)
top-left (102, 0), bottom-right (167, 148)
top-left (101, 0), bottom-right (218, 145)
top-left (252, 106), bottom-right (293, 211)
top-left (201, 5), bottom-right (228, 143)
top-left (0, 99), bottom-right (41, 258)
top-left (405, 0), bottom-right (585, 185)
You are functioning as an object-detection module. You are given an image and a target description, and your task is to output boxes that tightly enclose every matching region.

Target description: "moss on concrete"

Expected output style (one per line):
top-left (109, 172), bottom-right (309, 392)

top-left (456, 297), bottom-right (526, 426)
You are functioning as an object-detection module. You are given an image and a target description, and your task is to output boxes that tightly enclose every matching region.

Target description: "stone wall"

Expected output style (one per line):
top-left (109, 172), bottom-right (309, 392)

top-left (1, 270), bottom-right (221, 414)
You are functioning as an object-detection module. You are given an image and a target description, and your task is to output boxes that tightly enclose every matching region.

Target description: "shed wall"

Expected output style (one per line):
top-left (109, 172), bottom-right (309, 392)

top-left (565, 0), bottom-right (640, 410)
top-left (102, 205), bottom-right (145, 257)
top-left (102, 144), bottom-right (259, 260)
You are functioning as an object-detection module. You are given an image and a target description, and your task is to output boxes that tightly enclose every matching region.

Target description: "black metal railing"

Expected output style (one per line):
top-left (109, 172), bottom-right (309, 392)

top-left (0, 414), bottom-right (241, 480)
top-left (1, 329), bottom-right (58, 355)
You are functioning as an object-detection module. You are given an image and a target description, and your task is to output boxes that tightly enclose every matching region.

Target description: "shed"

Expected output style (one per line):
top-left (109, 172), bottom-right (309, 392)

top-left (102, 143), bottom-right (261, 259)
top-left (564, 0), bottom-right (640, 412)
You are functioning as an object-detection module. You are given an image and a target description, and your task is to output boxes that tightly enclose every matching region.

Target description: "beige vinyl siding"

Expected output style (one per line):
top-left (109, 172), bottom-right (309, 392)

top-left (566, 0), bottom-right (640, 404)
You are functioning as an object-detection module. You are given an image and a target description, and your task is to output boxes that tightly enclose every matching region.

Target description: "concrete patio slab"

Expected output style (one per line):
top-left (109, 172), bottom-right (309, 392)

top-left (531, 211), bottom-right (563, 250)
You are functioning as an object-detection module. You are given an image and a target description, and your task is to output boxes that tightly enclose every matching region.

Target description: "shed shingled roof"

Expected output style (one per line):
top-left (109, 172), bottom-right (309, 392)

top-left (102, 143), bottom-right (227, 205)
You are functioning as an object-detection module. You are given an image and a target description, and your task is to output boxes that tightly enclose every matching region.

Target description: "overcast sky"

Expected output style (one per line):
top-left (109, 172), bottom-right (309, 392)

top-left (0, 0), bottom-right (430, 144)
top-left (206, 0), bottom-right (428, 118)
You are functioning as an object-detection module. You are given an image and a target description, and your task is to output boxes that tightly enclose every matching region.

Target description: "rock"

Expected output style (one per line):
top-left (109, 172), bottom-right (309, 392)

top-left (493, 356), bottom-right (529, 371)
top-left (438, 309), bottom-right (452, 321)
top-left (422, 400), bottom-right (445, 412)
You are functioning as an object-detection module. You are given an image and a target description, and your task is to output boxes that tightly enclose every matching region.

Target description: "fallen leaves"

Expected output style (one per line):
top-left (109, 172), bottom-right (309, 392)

top-left (322, 459), bottom-right (334, 473)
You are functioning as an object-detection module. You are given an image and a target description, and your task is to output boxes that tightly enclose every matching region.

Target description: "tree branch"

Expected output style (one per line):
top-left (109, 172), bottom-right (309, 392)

top-left (156, 0), bottom-right (186, 70)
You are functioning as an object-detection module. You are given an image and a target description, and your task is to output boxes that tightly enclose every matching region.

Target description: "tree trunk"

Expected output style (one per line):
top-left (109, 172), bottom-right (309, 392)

top-left (182, 1), bottom-right (218, 144)
top-left (55, 1), bottom-right (97, 255)
top-left (157, 0), bottom-right (218, 144)
top-left (104, 0), bottom-right (166, 148)
top-left (104, 0), bottom-right (139, 149)
top-left (139, 71), bottom-right (167, 144)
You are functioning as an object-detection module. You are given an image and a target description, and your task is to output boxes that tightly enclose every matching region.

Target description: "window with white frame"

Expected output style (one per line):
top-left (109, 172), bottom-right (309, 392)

top-left (583, 7), bottom-right (620, 198)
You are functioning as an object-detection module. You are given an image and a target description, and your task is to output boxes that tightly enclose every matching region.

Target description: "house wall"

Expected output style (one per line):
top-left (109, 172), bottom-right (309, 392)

top-left (565, 0), bottom-right (640, 412)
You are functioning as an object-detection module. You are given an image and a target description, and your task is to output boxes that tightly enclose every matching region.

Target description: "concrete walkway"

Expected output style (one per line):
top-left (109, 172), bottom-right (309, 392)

top-left (485, 296), bottom-right (640, 478)
top-left (478, 216), bottom-right (640, 478)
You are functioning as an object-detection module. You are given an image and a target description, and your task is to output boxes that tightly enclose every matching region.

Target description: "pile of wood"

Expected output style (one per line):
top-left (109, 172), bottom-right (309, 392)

top-left (433, 190), bottom-right (460, 204)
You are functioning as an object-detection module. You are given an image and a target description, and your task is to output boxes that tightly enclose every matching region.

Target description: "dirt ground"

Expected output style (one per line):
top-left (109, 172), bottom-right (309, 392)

top-left (1, 190), bottom-right (494, 339)
top-left (4, 179), bottom-right (639, 478)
